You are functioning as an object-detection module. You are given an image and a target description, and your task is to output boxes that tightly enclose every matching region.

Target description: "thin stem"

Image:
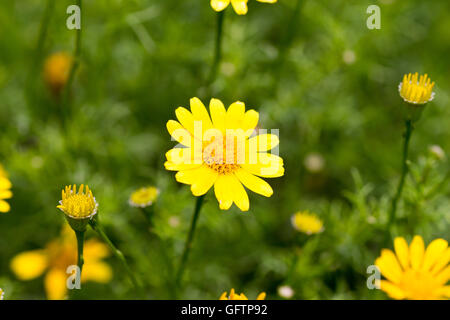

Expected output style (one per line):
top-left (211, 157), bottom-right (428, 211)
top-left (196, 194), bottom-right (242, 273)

top-left (75, 230), bottom-right (85, 275)
top-left (63, 0), bottom-right (82, 119)
top-left (89, 217), bottom-right (140, 289)
top-left (207, 11), bottom-right (225, 85)
top-left (387, 119), bottom-right (414, 237)
top-left (175, 195), bottom-right (205, 289)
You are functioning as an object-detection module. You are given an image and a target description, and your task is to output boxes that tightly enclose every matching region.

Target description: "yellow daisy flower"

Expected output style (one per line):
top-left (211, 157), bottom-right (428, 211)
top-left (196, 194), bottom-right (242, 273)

top-left (211, 0), bottom-right (277, 15)
top-left (219, 288), bottom-right (266, 300)
top-left (165, 97), bottom-right (284, 212)
top-left (375, 235), bottom-right (450, 300)
top-left (0, 164), bottom-right (13, 213)
top-left (57, 184), bottom-right (98, 219)
top-left (10, 225), bottom-right (112, 300)
top-left (0, 288), bottom-right (4, 300)
top-left (43, 52), bottom-right (73, 96)
top-left (399, 72), bottom-right (435, 105)
top-left (129, 186), bottom-right (159, 208)
top-left (291, 211), bottom-right (324, 235)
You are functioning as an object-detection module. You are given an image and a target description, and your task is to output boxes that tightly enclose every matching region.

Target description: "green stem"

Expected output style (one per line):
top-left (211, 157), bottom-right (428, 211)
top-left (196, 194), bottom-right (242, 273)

top-left (175, 195), bottom-right (205, 290)
top-left (89, 217), bottom-right (140, 289)
top-left (75, 230), bottom-right (85, 275)
top-left (387, 119), bottom-right (414, 237)
top-left (207, 11), bottom-right (225, 84)
top-left (63, 0), bottom-right (82, 121)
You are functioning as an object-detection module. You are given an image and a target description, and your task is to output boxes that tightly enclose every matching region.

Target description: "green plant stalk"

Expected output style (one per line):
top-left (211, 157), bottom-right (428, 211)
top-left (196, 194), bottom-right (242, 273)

top-left (207, 11), bottom-right (225, 84)
top-left (175, 195), bottom-right (205, 289)
top-left (63, 0), bottom-right (82, 122)
top-left (387, 119), bottom-right (414, 235)
top-left (75, 230), bottom-right (85, 275)
top-left (89, 217), bottom-right (140, 288)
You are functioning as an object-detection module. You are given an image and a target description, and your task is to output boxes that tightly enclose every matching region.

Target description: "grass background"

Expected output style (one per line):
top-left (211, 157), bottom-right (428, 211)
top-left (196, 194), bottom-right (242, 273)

top-left (0, 0), bottom-right (449, 299)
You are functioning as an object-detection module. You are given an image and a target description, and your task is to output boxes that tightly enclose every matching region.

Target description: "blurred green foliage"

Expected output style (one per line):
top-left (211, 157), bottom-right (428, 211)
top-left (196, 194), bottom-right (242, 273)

top-left (0, 0), bottom-right (449, 299)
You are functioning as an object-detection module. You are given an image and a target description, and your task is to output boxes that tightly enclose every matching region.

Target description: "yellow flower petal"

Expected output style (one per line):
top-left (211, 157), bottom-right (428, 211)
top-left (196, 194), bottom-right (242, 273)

top-left (248, 134), bottom-right (279, 152)
top-left (45, 269), bottom-right (68, 300)
top-left (410, 235), bottom-right (425, 271)
top-left (375, 249), bottom-right (403, 284)
top-left (256, 292), bottom-right (266, 300)
top-left (175, 107), bottom-right (195, 135)
top-left (0, 200), bottom-right (10, 213)
top-left (82, 261), bottom-right (113, 283)
top-left (394, 237), bottom-right (410, 270)
top-left (176, 165), bottom-right (218, 196)
top-left (431, 248), bottom-right (450, 275)
top-left (232, 176), bottom-right (249, 211)
top-left (214, 175), bottom-right (234, 210)
top-left (84, 239), bottom-right (110, 260)
top-left (231, 0), bottom-right (248, 15)
top-left (211, 0), bottom-right (230, 12)
top-left (422, 239), bottom-right (448, 271)
top-left (209, 98), bottom-right (227, 133)
top-left (235, 168), bottom-right (273, 197)
top-left (257, 0), bottom-right (277, 3)
top-left (380, 280), bottom-right (406, 300)
top-left (10, 250), bottom-right (48, 280)
top-left (226, 101), bottom-right (246, 129)
top-left (241, 153), bottom-right (284, 177)
top-left (167, 120), bottom-right (192, 147)
top-left (242, 109), bottom-right (259, 136)
top-left (190, 97), bottom-right (213, 133)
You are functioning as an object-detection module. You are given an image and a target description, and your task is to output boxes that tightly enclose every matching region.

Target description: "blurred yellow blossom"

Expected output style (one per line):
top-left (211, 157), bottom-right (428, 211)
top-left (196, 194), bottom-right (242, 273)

top-left (10, 225), bottom-right (112, 300)
top-left (0, 288), bottom-right (4, 300)
top-left (219, 288), bottom-right (266, 300)
top-left (0, 164), bottom-right (12, 213)
top-left (376, 235), bottom-right (450, 300)
top-left (291, 211), bottom-right (324, 235)
top-left (211, 0), bottom-right (277, 15)
top-left (43, 52), bottom-right (73, 96)
top-left (129, 186), bottom-right (159, 208)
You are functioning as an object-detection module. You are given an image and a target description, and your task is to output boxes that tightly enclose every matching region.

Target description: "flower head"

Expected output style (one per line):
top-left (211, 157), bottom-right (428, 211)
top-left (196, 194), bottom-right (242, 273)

top-left (165, 97), bottom-right (284, 212)
top-left (129, 187), bottom-right (159, 208)
top-left (375, 236), bottom-right (450, 300)
top-left (291, 211), bottom-right (324, 235)
top-left (57, 184), bottom-right (98, 219)
top-left (0, 288), bottom-right (4, 300)
top-left (10, 225), bottom-right (112, 300)
top-left (211, 0), bottom-right (277, 15)
top-left (219, 288), bottom-right (266, 300)
top-left (399, 72), bottom-right (435, 105)
top-left (0, 164), bottom-right (13, 213)
top-left (43, 52), bottom-right (73, 96)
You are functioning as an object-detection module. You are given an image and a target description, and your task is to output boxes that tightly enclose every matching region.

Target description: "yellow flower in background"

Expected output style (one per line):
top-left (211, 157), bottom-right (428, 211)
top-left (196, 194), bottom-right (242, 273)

top-left (57, 184), bottom-right (98, 219)
top-left (211, 0), bottom-right (277, 15)
top-left (165, 97), bottom-right (284, 212)
top-left (291, 211), bottom-right (323, 235)
top-left (0, 288), bottom-right (4, 300)
top-left (10, 225), bottom-right (112, 300)
top-left (375, 236), bottom-right (450, 300)
top-left (43, 52), bottom-right (73, 96)
top-left (399, 72), bottom-right (435, 105)
top-left (129, 186), bottom-right (159, 208)
top-left (220, 288), bottom-right (266, 300)
top-left (0, 164), bottom-right (13, 213)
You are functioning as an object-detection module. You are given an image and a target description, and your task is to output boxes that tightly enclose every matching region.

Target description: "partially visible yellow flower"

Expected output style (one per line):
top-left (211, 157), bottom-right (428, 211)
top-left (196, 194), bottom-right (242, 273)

top-left (165, 97), bottom-right (284, 212)
top-left (219, 288), bottom-right (266, 300)
top-left (0, 288), bottom-right (4, 300)
top-left (291, 211), bottom-right (323, 235)
top-left (0, 164), bottom-right (13, 213)
top-left (399, 72), bottom-right (435, 105)
top-left (375, 235), bottom-right (450, 300)
top-left (211, 0), bottom-right (277, 15)
top-left (43, 52), bottom-right (73, 96)
top-left (129, 186), bottom-right (159, 208)
top-left (57, 184), bottom-right (98, 219)
top-left (10, 225), bottom-right (112, 300)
